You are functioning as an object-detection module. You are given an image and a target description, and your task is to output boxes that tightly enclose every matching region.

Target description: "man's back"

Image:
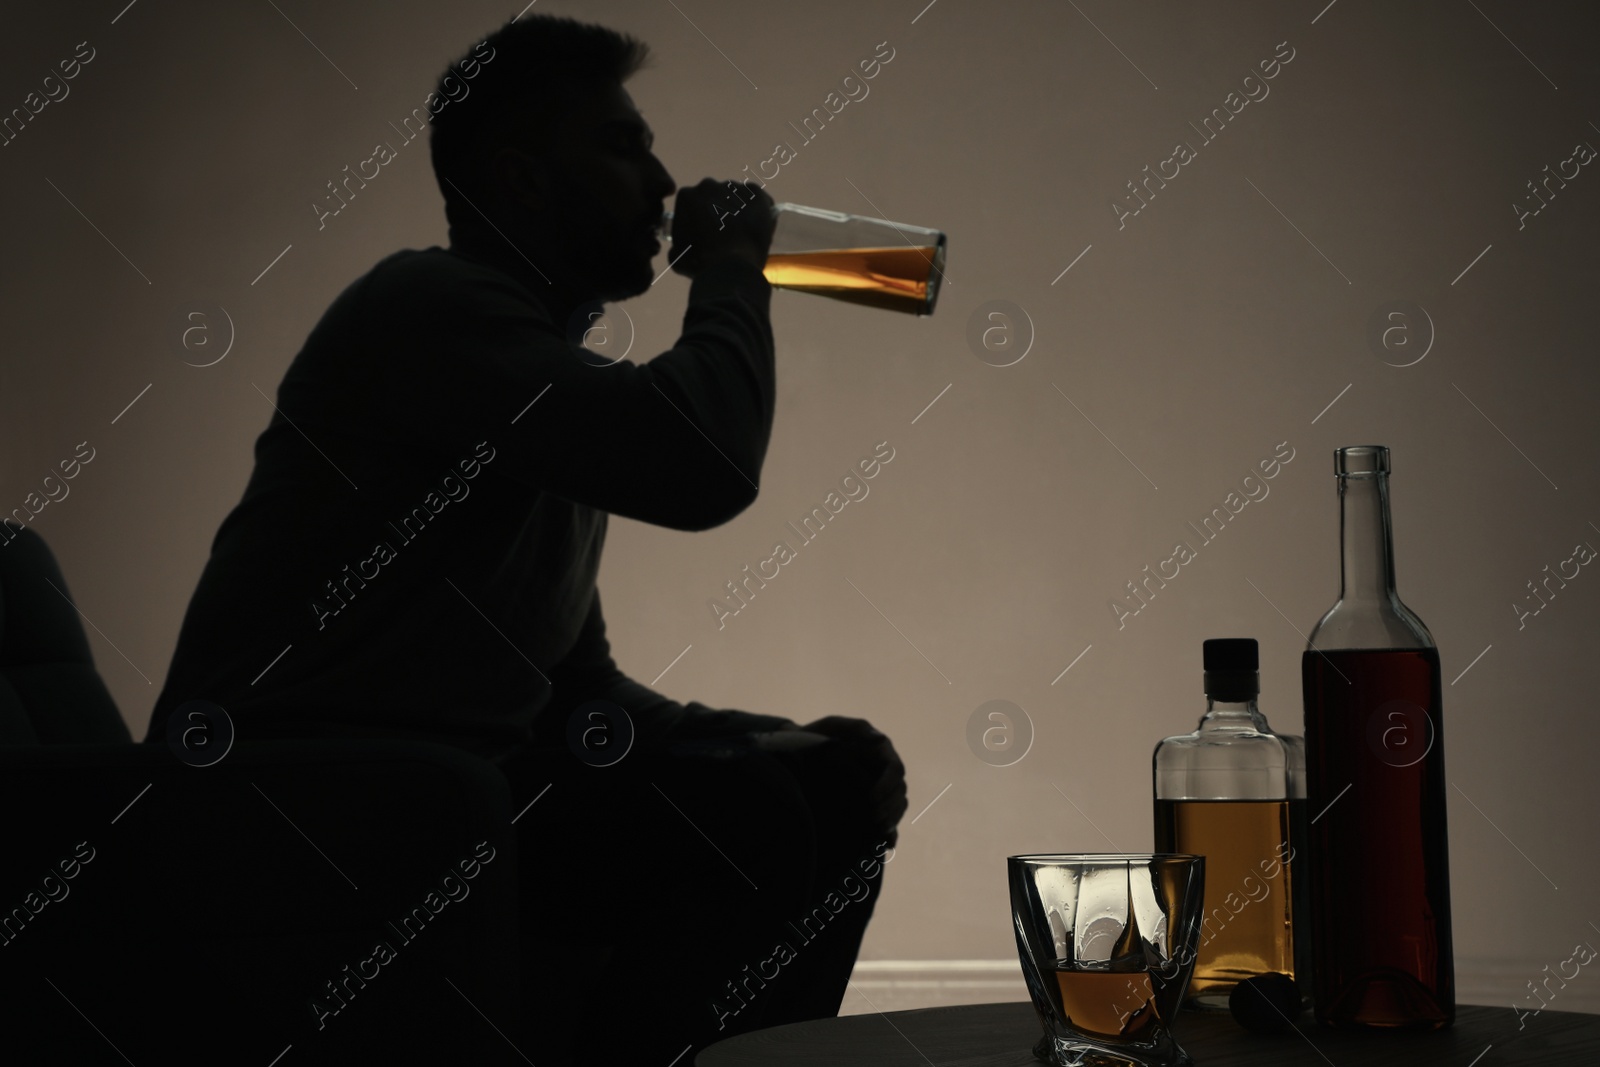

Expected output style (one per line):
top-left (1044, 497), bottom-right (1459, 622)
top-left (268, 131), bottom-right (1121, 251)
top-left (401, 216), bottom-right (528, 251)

top-left (146, 246), bottom-right (776, 757)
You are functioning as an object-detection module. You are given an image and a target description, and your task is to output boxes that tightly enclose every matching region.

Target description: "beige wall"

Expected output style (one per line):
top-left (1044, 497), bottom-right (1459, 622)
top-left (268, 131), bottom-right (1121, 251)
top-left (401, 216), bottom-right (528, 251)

top-left (4, 0), bottom-right (1597, 1013)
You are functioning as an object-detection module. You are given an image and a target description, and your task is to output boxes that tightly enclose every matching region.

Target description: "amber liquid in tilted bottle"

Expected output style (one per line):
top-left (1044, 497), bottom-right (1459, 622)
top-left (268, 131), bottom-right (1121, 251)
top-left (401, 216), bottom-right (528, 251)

top-left (660, 202), bottom-right (946, 316)
top-left (1153, 638), bottom-right (1309, 1010)
top-left (1301, 445), bottom-right (1454, 1029)
top-left (760, 246), bottom-right (940, 315)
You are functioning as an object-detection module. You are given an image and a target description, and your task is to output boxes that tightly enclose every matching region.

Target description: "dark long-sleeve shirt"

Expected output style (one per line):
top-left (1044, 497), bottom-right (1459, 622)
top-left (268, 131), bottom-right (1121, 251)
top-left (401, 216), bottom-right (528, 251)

top-left (144, 246), bottom-right (776, 759)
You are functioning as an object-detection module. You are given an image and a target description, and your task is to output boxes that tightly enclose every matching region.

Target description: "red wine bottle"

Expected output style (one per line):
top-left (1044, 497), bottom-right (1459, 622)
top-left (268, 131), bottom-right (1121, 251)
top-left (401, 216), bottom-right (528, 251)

top-left (1301, 446), bottom-right (1454, 1029)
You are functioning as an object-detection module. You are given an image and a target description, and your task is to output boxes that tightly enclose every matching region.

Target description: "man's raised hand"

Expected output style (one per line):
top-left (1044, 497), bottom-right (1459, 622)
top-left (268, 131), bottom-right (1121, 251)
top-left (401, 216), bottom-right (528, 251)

top-left (669, 178), bottom-right (776, 278)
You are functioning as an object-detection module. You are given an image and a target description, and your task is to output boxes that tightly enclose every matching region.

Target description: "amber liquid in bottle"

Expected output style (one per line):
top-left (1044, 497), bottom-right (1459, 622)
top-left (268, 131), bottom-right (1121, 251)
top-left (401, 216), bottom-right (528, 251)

top-left (1152, 637), bottom-right (1306, 1010)
top-left (761, 246), bottom-right (939, 314)
top-left (1154, 798), bottom-right (1305, 1003)
top-left (1303, 646), bottom-right (1453, 1028)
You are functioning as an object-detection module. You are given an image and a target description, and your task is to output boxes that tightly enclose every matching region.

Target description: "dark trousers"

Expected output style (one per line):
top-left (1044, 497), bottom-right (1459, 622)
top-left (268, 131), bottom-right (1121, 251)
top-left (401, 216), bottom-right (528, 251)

top-left (497, 686), bottom-right (894, 1065)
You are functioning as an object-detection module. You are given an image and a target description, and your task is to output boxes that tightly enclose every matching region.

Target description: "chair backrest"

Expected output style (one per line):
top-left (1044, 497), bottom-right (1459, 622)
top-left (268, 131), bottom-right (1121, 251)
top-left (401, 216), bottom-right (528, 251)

top-left (0, 527), bottom-right (526, 1063)
top-left (0, 522), bottom-right (131, 745)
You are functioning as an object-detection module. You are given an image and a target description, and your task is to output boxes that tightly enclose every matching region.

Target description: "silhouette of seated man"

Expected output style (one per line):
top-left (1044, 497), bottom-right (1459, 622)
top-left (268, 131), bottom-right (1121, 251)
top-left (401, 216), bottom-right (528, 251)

top-left (142, 13), bottom-right (906, 1064)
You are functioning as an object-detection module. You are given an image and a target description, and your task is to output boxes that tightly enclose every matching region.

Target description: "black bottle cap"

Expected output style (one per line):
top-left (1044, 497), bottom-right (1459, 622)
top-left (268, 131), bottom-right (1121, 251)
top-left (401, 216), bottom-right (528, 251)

top-left (1203, 638), bottom-right (1259, 700)
top-left (1204, 638), bottom-right (1258, 671)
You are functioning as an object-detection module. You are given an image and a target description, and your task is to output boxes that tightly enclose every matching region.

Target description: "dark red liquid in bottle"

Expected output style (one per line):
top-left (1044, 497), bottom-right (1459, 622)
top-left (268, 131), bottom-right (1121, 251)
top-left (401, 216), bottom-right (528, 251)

top-left (1301, 647), bottom-right (1454, 1029)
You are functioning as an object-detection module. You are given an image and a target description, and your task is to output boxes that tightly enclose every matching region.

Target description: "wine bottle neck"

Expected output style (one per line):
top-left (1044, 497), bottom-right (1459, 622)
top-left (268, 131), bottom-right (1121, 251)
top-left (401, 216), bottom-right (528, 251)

top-left (1339, 473), bottom-right (1398, 601)
top-left (1199, 697), bottom-right (1268, 730)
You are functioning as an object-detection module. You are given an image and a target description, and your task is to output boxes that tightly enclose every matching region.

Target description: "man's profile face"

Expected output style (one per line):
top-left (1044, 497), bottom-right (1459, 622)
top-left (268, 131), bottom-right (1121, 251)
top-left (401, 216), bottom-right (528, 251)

top-left (528, 81), bottom-right (676, 303)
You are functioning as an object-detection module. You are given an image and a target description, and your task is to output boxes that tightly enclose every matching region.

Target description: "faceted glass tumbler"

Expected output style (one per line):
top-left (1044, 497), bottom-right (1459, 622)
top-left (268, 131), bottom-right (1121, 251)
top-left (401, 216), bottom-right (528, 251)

top-left (1009, 854), bottom-right (1206, 1067)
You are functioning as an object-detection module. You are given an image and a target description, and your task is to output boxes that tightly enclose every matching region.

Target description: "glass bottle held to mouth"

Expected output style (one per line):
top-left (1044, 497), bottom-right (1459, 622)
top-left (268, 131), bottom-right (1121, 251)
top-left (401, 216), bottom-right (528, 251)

top-left (658, 201), bottom-right (946, 317)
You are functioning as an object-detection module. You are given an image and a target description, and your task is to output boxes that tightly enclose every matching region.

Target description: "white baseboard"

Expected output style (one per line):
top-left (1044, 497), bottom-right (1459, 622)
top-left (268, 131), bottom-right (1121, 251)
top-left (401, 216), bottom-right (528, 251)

top-left (841, 960), bottom-right (1027, 1016)
top-left (840, 959), bottom-right (1600, 1018)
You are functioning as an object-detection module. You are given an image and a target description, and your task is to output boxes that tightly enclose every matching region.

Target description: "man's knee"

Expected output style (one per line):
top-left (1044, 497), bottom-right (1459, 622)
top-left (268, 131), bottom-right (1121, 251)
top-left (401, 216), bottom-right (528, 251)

top-left (656, 743), bottom-right (812, 824)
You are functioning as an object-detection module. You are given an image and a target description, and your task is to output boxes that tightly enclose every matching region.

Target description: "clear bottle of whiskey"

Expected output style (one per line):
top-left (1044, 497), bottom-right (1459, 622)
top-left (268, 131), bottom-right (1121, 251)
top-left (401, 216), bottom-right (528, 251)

top-left (1153, 638), bottom-right (1308, 1010)
top-left (660, 202), bottom-right (946, 315)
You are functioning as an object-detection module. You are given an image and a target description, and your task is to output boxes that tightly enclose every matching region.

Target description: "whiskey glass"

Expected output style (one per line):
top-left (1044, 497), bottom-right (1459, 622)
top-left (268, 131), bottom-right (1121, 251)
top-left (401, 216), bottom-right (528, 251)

top-left (1009, 854), bottom-right (1205, 1066)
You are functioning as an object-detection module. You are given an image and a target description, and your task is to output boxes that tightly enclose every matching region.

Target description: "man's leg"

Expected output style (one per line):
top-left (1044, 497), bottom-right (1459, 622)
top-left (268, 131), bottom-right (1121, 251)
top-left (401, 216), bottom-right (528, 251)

top-left (500, 730), bottom-right (822, 1062)
top-left (508, 590), bottom-right (904, 1055)
top-left (746, 740), bottom-right (898, 1026)
top-left (515, 706), bottom-right (903, 1034)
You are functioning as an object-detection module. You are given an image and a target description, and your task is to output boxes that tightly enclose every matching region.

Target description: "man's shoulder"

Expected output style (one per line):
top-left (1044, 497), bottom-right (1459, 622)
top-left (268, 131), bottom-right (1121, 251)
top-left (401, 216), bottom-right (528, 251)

top-left (368, 245), bottom-right (469, 284)
top-left (362, 246), bottom-right (551, 326)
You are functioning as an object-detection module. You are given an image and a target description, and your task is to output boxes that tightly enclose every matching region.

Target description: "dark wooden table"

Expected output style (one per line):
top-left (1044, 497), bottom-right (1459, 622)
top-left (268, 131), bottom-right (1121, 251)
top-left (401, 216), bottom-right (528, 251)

top-left (697, 1001), bottom-right (1600, 1065)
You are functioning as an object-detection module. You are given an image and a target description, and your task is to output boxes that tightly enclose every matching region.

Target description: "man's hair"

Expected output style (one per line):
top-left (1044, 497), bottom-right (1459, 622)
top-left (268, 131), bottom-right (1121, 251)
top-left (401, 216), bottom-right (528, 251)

top-left (429, 14), bottom-right (651, 232)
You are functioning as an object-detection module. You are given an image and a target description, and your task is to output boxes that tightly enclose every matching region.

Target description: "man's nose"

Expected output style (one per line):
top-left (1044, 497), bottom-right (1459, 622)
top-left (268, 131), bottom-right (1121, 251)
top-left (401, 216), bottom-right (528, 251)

top-left (649, 153), bottom-right (676, 199)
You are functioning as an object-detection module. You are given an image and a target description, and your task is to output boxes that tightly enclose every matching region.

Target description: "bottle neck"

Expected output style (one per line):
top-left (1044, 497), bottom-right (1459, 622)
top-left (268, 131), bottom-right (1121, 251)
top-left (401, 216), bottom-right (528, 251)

top-left (1199, 696), bottom-right (1268, 731)
top-left (1339, 473), bottom-right (1398, 601)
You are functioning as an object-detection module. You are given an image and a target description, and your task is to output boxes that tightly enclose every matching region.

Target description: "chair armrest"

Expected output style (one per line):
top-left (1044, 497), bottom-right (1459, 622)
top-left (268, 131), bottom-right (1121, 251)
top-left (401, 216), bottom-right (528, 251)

top-left (0, 739), bottom-right (524, 1065)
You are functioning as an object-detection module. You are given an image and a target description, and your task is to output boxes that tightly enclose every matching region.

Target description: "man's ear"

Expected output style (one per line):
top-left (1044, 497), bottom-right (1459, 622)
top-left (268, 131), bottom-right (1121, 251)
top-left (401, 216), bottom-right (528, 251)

top-left (491, 148), bottom-right (551, 208)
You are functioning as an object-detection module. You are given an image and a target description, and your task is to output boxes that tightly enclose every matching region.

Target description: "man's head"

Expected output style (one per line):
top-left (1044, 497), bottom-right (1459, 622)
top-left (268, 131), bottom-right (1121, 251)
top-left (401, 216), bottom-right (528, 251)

top-left (430, 15), bottom-right (676, 306)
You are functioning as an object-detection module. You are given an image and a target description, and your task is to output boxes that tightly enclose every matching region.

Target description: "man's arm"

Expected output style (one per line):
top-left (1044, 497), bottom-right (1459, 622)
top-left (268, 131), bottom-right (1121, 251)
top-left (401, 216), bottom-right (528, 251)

top-left (544, 591), bottom-right (904, 846)
top-left (543, 589), bottom-right (799, 745)
top-left (355, 234), bottom-right (774, 531)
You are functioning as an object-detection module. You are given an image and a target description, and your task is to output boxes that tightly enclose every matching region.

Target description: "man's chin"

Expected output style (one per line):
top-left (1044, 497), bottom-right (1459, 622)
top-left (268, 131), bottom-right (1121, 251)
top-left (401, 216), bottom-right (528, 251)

top-left (594, 263), bottom-right (656, 303)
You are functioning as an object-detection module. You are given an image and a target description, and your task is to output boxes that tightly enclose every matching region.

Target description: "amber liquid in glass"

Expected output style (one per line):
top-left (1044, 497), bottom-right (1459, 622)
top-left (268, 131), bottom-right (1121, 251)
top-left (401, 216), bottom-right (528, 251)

top-left (1154, 798), bottom-right (1303, 1006)
top-left (1302, 647), bottom-right (1454, 1029)
top-left (762, 246), bottom-right (938, 314)
top-left (1051, 968), bottom-right (1166, 1041)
